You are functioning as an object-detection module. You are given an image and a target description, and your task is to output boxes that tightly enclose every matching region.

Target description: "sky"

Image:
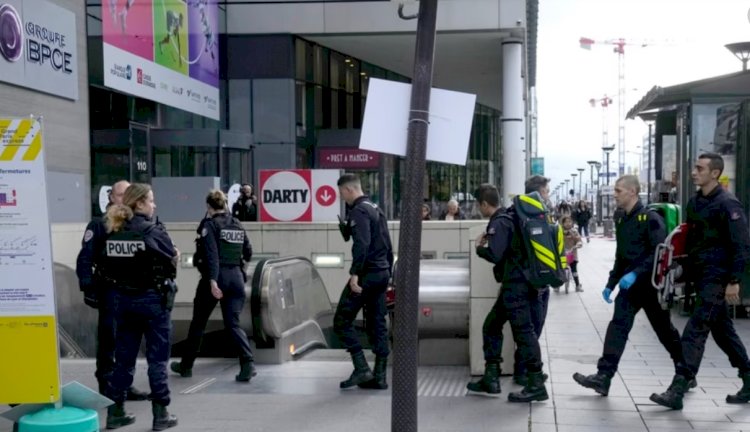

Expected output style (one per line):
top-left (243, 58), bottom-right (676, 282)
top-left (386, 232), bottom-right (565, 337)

top-left (537, 0), bottom-right (750, 198)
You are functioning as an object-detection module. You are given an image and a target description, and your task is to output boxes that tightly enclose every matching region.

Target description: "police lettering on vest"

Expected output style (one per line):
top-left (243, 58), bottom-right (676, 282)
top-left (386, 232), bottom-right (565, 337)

top-left (106, 240), bottom-right (146, 257)
top-left (213, 215), bottom-right (245, 266)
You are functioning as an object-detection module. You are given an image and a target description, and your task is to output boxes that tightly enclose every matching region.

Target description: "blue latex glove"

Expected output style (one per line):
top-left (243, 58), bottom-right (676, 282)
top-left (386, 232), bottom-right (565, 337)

top-left (602, 287), bottom-right (613, 304)
top-left (618, 272), bottom-right (637, 290)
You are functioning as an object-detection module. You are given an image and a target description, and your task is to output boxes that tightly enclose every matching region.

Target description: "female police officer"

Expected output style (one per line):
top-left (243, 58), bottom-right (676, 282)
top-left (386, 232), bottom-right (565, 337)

top-left (100, 183), bottom-right (179, 431)
top-left (170, 189), bottom-right (255, 382)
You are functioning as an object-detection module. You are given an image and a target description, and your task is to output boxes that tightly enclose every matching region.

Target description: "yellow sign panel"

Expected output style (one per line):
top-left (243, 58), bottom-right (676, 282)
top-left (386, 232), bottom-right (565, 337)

top-left (0, 118), bottom-right (60, 403)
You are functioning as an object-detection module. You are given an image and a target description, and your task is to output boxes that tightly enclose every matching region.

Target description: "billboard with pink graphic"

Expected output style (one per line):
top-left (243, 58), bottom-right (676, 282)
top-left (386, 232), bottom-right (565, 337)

top-left (102, 0), bottom-right (219, 120)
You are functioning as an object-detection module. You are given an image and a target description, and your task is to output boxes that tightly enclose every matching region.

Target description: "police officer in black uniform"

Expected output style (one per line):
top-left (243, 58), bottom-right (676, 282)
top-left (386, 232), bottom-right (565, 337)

top-left (171, 190), bottom-right (255, 382)
top-left (334, 173), bottom-right (393, 390)
top-left (651, 153), bottom-right (750, 410)
top-left (100, 183), bottom-right (178, 431)
top-left (573, 175), bottom-right (686, 396)
top-left (75, 180), bottom-right (148, 401)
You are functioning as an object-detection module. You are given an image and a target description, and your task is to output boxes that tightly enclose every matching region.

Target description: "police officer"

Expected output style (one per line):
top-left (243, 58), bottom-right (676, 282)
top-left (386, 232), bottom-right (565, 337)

top-left (573, 175), bottom-right (686, 397)
top-left (651, 153), bottom-right (750, 410)
top-left (334, 173), bottom-right (393, 390)
top-left (100, 184), bottom-right (178, 430)
top-left (75, 180), bottom-right (148, 401)
top-left (171, 190), bottom-right (255, 382)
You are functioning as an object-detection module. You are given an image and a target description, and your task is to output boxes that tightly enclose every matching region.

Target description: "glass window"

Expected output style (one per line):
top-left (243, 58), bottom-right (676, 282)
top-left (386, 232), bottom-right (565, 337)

top-left (692, 102), bottom-right (739, 193)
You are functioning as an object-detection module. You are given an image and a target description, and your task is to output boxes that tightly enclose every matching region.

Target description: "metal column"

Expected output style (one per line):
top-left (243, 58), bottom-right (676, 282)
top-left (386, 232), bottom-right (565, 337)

top-left (501, 39), bottom-right (526, 206)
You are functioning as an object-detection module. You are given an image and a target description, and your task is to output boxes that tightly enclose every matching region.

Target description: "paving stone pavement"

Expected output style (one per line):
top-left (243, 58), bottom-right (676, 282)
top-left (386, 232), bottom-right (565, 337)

top-left (3, 236), bottom-right (750, 431)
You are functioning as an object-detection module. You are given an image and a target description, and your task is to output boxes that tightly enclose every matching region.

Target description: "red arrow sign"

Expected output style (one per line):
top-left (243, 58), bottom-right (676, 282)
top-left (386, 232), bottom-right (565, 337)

top-left (316, 185), bottom-right (337, 207)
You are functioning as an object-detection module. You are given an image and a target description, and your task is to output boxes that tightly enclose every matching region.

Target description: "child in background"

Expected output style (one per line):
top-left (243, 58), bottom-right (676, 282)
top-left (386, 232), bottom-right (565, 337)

top-left (561, 216), bottom-right (584, 293)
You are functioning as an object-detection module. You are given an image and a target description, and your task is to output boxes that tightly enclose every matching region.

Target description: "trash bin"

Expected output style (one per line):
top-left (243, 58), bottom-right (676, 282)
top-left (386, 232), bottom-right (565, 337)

top-left (603, 219), bottom-right (614, 237)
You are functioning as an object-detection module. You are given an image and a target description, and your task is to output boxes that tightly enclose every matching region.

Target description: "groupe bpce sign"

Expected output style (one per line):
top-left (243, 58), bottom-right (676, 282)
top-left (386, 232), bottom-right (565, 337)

top-left (0, 0), bottom-right (78, 100)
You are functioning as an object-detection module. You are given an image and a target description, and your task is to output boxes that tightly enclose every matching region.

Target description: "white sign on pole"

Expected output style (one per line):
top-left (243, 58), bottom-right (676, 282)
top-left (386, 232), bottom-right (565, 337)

top-left (259, 169), bottom-right (341, 222)
top-left (0, 118), bottom-right (60, 403)
top-left (359, 78), bottom-right (477, 166)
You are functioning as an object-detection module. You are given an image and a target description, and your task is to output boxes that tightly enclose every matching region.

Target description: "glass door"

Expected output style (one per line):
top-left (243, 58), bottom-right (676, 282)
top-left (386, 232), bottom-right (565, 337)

top-left (129, 122), bottom-right (152, 183)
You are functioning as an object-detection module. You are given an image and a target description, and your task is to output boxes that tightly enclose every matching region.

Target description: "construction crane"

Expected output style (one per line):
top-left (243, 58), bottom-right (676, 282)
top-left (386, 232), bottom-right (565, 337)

top-left (580, 37), bottom-right (651, 176)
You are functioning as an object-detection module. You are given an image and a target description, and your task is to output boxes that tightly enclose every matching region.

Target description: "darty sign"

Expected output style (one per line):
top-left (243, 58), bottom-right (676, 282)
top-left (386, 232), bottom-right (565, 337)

top-left (0, 0), bottom-right (78, 100)
top-left (259, 169), bottom-right (341, 222)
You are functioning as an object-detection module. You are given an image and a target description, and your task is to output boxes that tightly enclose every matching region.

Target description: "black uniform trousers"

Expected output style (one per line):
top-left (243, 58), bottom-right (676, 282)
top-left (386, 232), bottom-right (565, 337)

top-left (597, 278), bottom-right (683, 377)
top-left (108, 289), bottom-right (171, 405)
top-left (95, 289), bottom-right (137, 391)
top-left (482, 282), bottom-right (543, 373)
top-left (513, 287), bottom-right (549, 375)
top-left (333, 269), bottom-right (390, 358)
top-left (182, 268), bottom-right (254, 367)
top-left (677, 281), bottom-right (750, 380)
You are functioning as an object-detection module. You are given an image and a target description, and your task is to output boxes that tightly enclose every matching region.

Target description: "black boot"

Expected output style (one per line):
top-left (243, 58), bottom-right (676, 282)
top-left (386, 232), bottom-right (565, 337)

top-left (126, 386), bottom-right (149, 401)
top-left (236, 360), bottom-right (257, 382)
top-left (106, 403), bottom-right (136, 430)
top-left (508, 371), bottom-right (548, 402)
top-left (152, 401), bottom-right (178, 431)
top-left (514, 372), bottom-right (549, 386)
top-left (727, 371), bottom-right (750, 403)
top-left (359, 356), bottom-right (388, 390)
top-left (649, 375), bottom-right (690, 410)
top-left (169, 361), bottom-right (192, 378)
top-left (572, 372), bottom-right (612, 396)
top-left (466, 362), bottom-right (501, 395)
top-left (340, 351), bottom-right (374, 389)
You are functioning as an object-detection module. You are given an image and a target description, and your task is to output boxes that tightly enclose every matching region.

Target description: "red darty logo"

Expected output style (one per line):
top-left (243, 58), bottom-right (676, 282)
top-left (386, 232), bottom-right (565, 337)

top-left (261, 171), bottom-right (312, 221)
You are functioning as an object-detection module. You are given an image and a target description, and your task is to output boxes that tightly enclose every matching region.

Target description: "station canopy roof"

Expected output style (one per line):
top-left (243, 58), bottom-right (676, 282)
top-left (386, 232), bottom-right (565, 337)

top-left (627, 70), bottom-right (750, 120)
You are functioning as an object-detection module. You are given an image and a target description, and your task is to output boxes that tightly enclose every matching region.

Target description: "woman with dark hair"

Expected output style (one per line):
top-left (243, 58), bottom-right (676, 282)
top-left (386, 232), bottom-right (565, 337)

top-left (171, 189), bottom-right (255, 382)
top-left (100, 183), bottom-right (179, 430)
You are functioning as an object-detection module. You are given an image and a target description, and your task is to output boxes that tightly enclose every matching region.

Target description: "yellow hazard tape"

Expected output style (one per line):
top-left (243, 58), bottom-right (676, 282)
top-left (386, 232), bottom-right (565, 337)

top-left (0, 119), bottom-right (42, 162)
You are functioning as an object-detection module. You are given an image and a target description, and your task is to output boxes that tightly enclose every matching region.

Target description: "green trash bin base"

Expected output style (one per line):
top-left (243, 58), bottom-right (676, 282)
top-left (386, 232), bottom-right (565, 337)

top-left (18, 406), bottom-right (99, 432)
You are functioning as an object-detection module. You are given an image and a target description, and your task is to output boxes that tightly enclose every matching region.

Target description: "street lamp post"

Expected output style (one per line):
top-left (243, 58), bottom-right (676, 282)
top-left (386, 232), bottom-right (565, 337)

top-left (602, 145), bottom-right (615, 220)
top-left (587, 160), bottom-right (597, 203)
top-left (571, 173), bottom-right (577, 200)
top-left (577, 168), bottom-right (585, 200)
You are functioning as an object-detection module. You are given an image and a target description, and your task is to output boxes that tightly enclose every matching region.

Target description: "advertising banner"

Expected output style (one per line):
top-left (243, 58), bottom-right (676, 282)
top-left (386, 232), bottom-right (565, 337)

top-left (103, 0), bottom-right (220, 120)
top-left (0, 118), bottom-right (60, 403)
top-left (259, 169), bottom-right (341, 222)
top-left (0, 0), bottom-right (78, 100)
top-left (530, 157), bottom-right (544, 176)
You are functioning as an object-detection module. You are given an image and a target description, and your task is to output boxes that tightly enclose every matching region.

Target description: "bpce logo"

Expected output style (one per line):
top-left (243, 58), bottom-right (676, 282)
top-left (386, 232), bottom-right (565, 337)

top-left (0, 3), bottom-right (23, 63)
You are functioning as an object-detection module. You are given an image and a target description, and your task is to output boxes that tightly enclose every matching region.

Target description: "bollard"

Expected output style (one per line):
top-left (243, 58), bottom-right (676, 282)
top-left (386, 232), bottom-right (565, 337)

top-left (603, 219), bottom-right (614, 238)
top-left (18, 406), bottom-right (98, 432)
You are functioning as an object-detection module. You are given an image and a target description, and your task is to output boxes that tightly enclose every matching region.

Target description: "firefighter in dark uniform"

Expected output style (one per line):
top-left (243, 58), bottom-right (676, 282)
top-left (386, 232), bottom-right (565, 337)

top-left (651, 153), bottom-right (750, 410)
top-left (513, 176), bottom-right (553, 386)
top-left (466, 183), bottom-right (508, 395)
top-left (465, 181), bottom-right (549, 402)
top-left (334, 173), bottom-right (393, 390)
top-left (171, 190), bottom-right (255, 382)
top-left (75, 180), bottom-right (148, 401)
top-left (573, 175), bottom-right (686, 396)
top-left (100, 183), bottom-right (178, 431)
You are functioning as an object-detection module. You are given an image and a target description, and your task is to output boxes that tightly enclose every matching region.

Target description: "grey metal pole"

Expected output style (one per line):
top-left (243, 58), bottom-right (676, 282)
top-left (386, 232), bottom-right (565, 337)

top-left (392, 2), bottom-right (438, 431)
top-left (606, 151), bottom-right (611, 219)
top-left (647, 122), bottom-right (652, 204)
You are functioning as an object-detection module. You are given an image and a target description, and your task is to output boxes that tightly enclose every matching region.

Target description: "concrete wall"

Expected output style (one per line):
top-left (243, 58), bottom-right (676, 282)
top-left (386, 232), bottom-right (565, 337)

top-left (52, 220), bottom-right (483, 305)
top-left (226, 0), bottom-right (524, 34)
top-left (0, 0), bottom-right (90, 222)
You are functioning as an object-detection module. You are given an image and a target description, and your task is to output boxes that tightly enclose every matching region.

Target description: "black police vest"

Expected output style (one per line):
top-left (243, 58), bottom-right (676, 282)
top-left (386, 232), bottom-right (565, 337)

top-left (214, 215), bottom-right (245, 266)
top-left (101, 225), bottom-right (156, 289)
